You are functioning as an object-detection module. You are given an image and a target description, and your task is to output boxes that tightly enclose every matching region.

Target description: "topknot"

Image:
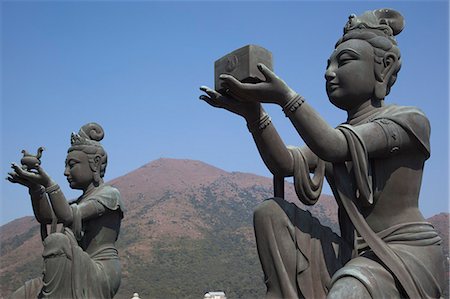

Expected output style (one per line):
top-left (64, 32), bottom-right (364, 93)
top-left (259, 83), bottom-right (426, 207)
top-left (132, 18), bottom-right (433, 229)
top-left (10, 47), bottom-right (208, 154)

top-left (71, 123), bottom-right (104, 147)
top-left (344, 8), bottom-right (405, 42)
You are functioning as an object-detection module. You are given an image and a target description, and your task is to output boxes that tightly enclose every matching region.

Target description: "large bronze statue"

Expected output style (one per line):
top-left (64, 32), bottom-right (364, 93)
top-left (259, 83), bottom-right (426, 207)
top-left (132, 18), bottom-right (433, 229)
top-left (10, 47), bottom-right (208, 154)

top-left (200, 8), bottom-right (445, 298)
top-left (7, 123), bottom-right (124, 298)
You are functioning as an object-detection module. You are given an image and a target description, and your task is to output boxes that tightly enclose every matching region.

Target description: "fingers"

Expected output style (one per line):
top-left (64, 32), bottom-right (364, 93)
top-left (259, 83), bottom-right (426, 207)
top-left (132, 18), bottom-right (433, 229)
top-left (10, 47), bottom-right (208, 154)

top-left (200, 85), bottom-right (232, 109)
top-left (6, 172), bottom-right (18, 183)
top-left (200, 96), bottom-right (221, 108)
top-left (257, 63), bottom-right (276, 81)
top-left (199, 91), bottom-right (223, 108)
top-left (6, 172), bottom-right (27, 185)
top-left (34, 164), bottom-right (47, 176)
top-left (199, 86), bottom-right (221, 99)
top-left (11, 163), bottom-right (26, 175)
top-left (6, 176), bottom-right (18, 184)
top-left (225, 88), bottom-right (245, 103)
top-left (11, 163), bottom-right (38, 180)
top-left (219, 74), bottom-right (244, 91)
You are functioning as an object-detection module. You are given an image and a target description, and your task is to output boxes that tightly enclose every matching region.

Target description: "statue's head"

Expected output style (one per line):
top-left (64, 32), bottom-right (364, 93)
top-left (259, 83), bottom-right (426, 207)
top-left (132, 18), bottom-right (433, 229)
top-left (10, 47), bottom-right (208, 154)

top-left (325, 9), bottom-right (404, 110)
top-left (65, 122), bottom-right (107, 190)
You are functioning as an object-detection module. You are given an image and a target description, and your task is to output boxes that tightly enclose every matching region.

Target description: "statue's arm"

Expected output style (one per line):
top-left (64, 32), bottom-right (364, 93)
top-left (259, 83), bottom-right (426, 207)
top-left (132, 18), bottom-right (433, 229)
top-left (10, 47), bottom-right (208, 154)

top-left (352, 119), bottom-right (416, 158)
top-left (283, 101), bottom-right (351, 162)
top-left (218, 64), bottom-right (417, 162)
top-left (76, 200), bottom-right (106, 221)
top-left (47, 187), bottom-right (109, 225)
top-left (28, 186), bottom-right (54, 224)
top-left (7, 164), bottom-right (56, 224)
top-left (250, 116), bottom-right (319, 176)
top-left (287, 102), bottom-right (416, 161)
top-left (248, 110), bottom-right (294, 177)
top-left (199, 85), bottom-right (318, 175)
top-left (45, 184), bottom-right (74, 225)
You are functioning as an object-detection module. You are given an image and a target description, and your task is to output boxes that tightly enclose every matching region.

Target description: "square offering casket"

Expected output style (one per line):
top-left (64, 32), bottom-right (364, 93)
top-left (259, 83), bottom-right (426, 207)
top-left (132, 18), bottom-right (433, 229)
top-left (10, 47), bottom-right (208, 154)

top-left (214, 45), bottom-right (273, 93)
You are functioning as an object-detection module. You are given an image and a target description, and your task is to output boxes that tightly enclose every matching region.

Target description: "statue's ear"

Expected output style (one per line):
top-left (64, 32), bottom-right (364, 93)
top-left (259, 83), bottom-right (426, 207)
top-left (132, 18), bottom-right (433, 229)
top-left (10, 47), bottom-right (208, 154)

top-left (374, 52), bottom-right (398, 100)
top-left (92, 155), bottom-right (102, 186)
top-left (382, 53), bottom-right (398, 78)
top-left (93, 155), bottom-right (102, 171)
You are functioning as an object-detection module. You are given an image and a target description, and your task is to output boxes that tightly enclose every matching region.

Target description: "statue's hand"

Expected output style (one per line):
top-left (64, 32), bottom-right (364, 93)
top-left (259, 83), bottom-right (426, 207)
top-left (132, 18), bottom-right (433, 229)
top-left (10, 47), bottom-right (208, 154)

top-left (199, 86), bottom-right (261, 120)
top-left (219, 63), bottom-right (297, 106)
top-left (10, 163), bottom-right (54, 188)
top-left (7, 170), bottom-right (41, 190)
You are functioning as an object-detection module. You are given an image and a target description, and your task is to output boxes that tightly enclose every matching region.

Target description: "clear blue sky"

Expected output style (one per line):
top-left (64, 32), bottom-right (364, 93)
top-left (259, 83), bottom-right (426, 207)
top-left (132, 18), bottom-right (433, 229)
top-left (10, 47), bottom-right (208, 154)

top-left (1, 1), bottom-right (448, 225)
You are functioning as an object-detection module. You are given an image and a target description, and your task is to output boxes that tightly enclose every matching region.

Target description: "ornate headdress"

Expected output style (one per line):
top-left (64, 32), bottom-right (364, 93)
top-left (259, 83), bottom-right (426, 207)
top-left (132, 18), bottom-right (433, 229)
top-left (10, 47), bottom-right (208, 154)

top-left (336, 9), bottom-right (405, 99)
top-left (70, 123), bottom-right (104, 148)
top-left (343, 8), bottom-right (405, 43)
top-left (68, 122), bottom-right (108, 178)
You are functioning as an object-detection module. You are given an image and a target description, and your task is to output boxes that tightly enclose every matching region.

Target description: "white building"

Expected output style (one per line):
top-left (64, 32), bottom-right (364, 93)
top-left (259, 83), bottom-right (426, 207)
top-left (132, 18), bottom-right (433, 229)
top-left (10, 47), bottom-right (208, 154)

top-left (203, 291), bottom-right (226, 299)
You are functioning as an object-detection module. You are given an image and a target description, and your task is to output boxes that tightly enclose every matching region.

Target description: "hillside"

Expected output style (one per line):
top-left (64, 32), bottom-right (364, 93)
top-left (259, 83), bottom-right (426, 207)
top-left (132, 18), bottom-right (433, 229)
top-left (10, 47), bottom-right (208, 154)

top-left (0, 158), bottom-right (448, 298)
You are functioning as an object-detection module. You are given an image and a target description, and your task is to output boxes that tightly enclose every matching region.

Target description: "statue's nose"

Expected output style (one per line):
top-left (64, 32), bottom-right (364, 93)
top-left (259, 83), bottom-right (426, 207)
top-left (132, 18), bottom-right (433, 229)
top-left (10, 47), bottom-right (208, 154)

top-left (324, 68), bottom-right (336, 81)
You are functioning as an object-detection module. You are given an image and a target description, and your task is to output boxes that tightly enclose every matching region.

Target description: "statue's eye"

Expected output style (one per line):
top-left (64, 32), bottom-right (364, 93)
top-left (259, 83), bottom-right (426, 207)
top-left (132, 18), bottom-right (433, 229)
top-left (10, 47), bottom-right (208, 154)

top-left (68, 160), bottom-right (77, 168)
top-left (338, 51), bottom-right (358, 67)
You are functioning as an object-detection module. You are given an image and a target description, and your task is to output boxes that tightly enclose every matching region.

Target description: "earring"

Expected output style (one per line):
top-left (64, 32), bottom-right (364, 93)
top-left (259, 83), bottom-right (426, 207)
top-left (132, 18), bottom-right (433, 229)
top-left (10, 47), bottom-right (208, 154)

top-left (93, 171), bottom-right (101, 186)
top-left (374, 81), bottom-right (387, 101)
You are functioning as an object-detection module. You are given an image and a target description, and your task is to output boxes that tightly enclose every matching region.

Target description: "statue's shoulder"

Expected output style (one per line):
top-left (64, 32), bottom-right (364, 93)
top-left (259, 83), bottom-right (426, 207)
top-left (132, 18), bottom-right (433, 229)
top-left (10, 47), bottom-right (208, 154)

top-left (91, 185), bottom-right (125, 213)
top-left (100, 185), bottom-right (121, 197)
top-left (375, 104), bottom-right (430, 157)
top-left (376, 104), bottom-right (427, 119)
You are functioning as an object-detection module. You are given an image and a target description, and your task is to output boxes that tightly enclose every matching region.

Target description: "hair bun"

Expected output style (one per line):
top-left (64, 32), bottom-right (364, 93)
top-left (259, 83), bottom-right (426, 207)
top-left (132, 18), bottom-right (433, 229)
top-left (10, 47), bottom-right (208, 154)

top-left (79, 122), bottom-right (104, 142)
top-left (374, 9), bottom-right (404, 36)
top-left (344, 8), bottom-right (404, 38)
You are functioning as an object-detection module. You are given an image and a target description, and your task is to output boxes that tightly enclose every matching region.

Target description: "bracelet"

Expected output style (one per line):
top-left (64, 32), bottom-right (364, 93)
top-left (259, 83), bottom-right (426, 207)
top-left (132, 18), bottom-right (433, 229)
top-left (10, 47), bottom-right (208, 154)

top-left (282, 94), bottom-right (305, 117)
top-left (247, 113), bottom-right (272, 133)
top-left (45, 183), bottom-right (60, 194)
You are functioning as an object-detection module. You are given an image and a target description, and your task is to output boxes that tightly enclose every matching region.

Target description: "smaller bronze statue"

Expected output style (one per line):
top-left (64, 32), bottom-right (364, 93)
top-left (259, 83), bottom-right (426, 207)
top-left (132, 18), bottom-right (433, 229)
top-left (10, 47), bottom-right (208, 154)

top-left (7, 123), bottom-right (124, 299)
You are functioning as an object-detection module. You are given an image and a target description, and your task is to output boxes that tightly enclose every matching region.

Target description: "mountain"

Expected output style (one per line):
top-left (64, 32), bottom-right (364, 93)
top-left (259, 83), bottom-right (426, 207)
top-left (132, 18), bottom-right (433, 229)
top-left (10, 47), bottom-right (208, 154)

top-left (0, 158), bottom-right (448, 298)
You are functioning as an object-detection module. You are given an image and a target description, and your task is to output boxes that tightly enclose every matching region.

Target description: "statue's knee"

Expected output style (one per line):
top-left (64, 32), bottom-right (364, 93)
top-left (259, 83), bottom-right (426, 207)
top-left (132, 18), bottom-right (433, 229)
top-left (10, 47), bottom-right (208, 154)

top-left (42, 233), bottom-right (72, 259)
top-left (9, 285), bottom-right (26, 299)
top-left (253, 199), bottom-right (281, 223)
top-left (327, 277), bottom-right (371, 299)
top-left (254, 199), bottom-right (293, 234)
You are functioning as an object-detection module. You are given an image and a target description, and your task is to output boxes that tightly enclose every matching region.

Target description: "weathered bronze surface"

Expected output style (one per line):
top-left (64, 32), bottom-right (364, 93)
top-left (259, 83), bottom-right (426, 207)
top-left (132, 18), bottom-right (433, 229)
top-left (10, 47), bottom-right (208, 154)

top-left (201, 8), bottom-right (445, 298)
top-left (214, 45), bottom-right (273, 93)
top-left (7, 123), bottom-right (124, 298)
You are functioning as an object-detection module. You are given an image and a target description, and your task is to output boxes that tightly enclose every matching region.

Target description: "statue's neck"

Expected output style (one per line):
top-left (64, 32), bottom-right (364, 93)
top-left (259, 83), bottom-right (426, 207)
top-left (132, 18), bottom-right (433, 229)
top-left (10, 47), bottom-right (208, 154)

top-left (82, 181), bottom-right (104, 198)
top-left (347, 99), bottom-right (384, 125)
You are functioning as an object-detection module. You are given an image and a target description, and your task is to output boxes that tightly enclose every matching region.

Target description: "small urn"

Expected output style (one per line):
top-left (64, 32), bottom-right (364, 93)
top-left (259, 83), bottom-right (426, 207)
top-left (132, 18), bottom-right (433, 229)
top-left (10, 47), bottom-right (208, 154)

top-left (20, 147), bottom-right (44, 170)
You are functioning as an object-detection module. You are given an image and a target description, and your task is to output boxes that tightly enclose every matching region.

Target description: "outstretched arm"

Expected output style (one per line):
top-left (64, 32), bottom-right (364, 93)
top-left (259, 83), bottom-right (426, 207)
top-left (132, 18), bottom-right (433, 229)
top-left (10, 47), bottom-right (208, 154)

top-left (286, 102), bottom-right (415, 161)
top-left (220, 64), bottom-right (415, 162)
top-left (10, 163), bottom-right (74, 225)
top-left (7, 166), bottom-right (53, 224)
top-left (200, 86), bottom-right (300, 177)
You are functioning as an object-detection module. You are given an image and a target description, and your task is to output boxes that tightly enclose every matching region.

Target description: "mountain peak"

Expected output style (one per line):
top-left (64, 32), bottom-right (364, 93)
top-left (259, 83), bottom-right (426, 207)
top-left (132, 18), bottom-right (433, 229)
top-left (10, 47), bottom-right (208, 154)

top-left (108, 158), bottom-right (230, 202)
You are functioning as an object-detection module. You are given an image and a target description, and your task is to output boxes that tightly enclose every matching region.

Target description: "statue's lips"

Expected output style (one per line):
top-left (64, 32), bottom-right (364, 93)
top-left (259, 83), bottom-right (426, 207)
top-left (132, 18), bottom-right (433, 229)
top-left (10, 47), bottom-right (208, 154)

top-left (326, 82), bottom-right (339, 92)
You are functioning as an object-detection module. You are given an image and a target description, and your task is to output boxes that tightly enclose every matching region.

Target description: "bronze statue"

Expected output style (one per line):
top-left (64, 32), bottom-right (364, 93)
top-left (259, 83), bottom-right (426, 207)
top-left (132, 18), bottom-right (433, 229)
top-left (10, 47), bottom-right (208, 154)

top-left (7, 123), bottom-right (124, 298)
top-left (200, 8), bottom-right (445, 298)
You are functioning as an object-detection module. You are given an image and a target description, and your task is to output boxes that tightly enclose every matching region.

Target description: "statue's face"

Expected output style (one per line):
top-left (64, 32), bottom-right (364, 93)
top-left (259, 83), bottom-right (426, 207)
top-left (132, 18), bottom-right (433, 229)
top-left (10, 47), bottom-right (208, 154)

top-left (325, 39), bottom-right (377, 110)
top-left (64, 150), bottom-right (94, 190)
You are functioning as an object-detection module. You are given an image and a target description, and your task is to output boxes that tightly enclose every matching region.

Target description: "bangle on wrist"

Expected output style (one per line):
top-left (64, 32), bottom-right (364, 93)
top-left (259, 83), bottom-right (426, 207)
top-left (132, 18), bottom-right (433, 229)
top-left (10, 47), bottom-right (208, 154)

top-left (45, 183), bottom-right (60, 194)
top-left (282, 94), bottom-right (305, 117)
top-left (247, 113), bottom-right (272, 133)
